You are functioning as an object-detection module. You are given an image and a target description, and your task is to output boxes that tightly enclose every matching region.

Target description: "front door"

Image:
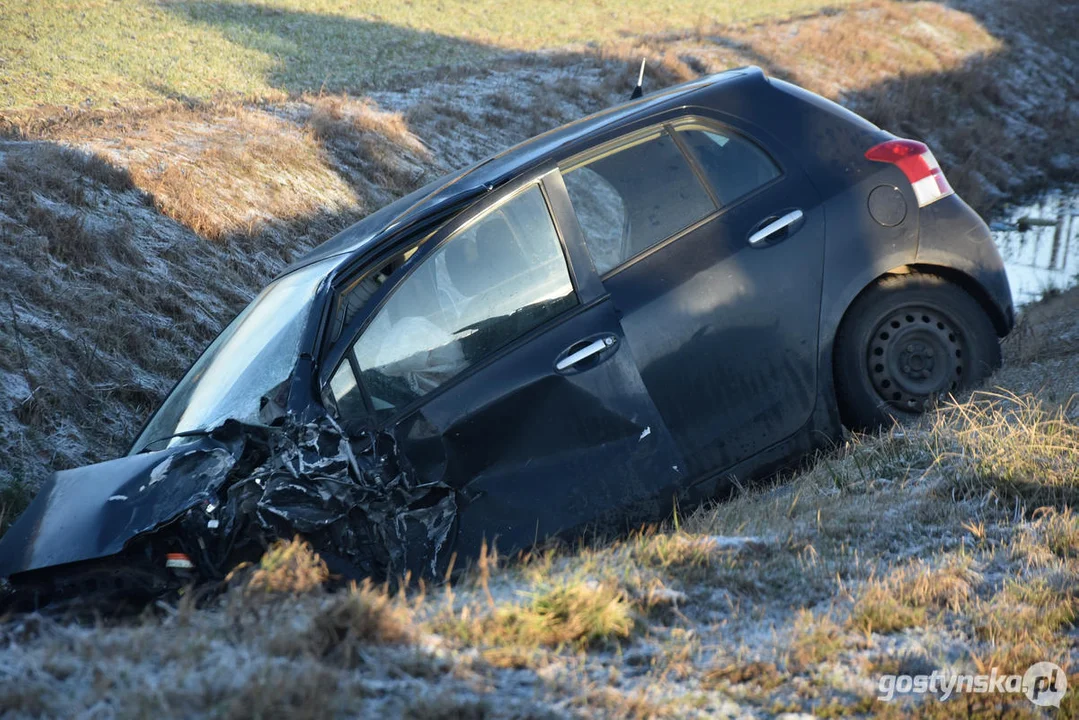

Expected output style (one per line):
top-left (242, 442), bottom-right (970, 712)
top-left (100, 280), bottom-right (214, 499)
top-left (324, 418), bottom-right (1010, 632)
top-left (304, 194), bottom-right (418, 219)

top-left (324, 172), bottom-right (682, 563)
top-left (560, 117), bottom-right (826, 481)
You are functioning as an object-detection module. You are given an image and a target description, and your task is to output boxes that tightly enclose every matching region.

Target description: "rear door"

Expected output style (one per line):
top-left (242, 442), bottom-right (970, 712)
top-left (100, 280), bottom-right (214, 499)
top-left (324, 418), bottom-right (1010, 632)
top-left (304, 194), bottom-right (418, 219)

top-left (323, 170), bottom-right (683, 561)
top-left (560, 116), bottom-right (826, 482)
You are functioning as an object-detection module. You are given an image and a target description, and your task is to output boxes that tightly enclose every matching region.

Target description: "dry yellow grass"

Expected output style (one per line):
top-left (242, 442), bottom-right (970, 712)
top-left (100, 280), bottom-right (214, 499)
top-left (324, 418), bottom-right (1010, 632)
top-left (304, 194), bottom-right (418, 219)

top-left (81, 105), bottom-right (358, 242)
top-left (849, 555), bottom-right (980, 634)
top-left (23, 96), bottom-right (439, 246)
top-left (720, 0), bottom-right (1002, 98)
top-left (301, 581), bottom-right (417, 655)
top-left (785, 609), bottom-right (846, 673)
top-left (966, 560), bottom-right (1078, 674)
top-left (437, 578), bottom-right (635, 651)
top-left (931, 390), bottom-right (1079, 508)
top-left (246, 536), bottom-right (331, 595)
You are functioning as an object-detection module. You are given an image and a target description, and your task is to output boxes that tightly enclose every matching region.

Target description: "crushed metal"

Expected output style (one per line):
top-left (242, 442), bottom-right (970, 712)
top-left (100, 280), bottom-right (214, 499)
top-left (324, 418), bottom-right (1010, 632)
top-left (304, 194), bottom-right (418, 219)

top-left (175, 417), bottom-right (458, 583)
top-left (0, 416), bottom-right (458, 611)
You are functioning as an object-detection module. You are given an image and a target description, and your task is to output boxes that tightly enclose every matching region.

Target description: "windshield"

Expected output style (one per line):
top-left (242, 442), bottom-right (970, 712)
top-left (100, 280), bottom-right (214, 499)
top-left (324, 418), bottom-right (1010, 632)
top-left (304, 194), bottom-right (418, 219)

top-left (131, 258), bottom-right (337, 453)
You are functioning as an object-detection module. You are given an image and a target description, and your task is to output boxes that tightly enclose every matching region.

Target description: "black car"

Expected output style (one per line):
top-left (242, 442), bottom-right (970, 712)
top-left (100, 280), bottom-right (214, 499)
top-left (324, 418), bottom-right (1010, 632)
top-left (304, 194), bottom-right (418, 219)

top-left (0, 67), bottom-right (1013, 598)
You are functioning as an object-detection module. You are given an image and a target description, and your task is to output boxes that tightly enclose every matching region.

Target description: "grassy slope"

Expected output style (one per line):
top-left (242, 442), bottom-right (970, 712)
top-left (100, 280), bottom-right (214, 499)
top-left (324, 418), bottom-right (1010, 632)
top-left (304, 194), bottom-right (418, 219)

top-left (3, 331), bottom-right (1079, 717)
top-left (0, 0), bottom-right (1078, 716)
top-left (0, 0), bottom-right (856, 108)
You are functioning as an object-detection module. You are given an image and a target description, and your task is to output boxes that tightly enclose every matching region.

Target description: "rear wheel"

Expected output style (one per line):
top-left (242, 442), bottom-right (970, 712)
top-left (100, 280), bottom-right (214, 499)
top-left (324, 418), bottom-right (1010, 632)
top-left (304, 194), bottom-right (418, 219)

top-left (834, 273), bottom-right (1001, 430)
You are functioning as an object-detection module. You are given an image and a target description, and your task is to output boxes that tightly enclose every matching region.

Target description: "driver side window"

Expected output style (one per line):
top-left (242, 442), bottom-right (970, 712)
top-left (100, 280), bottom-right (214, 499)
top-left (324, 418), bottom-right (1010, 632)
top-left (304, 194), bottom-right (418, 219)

top-left (330, 185), bottom-right (577, 419)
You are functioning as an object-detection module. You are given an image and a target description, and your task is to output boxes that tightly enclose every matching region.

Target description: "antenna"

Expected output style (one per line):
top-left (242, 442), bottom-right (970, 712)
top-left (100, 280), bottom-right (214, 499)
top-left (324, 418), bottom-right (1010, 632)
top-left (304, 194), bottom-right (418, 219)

top-left (630, 58), bottom-right (646, 99)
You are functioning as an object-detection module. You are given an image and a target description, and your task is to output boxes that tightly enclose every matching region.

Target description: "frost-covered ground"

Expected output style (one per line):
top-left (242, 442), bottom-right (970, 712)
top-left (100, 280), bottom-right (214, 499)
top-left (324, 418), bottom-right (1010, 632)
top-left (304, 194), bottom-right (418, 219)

top-left (1, 0), bottom-right (1078, 717)
top-left (4, 313), bottom-right (1079, 717)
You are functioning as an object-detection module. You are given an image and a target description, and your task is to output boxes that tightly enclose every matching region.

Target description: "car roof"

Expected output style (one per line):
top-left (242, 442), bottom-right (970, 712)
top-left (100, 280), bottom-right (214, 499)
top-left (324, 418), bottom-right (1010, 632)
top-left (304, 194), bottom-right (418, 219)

top-left (288, 67), bottom-right (764, 275)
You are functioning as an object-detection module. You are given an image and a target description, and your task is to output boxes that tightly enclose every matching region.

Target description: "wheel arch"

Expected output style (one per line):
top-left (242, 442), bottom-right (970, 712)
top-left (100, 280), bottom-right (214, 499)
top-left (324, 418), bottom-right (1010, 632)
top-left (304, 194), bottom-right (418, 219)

top-left (878, 264), bottom-right (1011, 336)
top-left (818, 262), bottom-right (1006, 431)
top-left (830, 263), bottom-right (1008, 372)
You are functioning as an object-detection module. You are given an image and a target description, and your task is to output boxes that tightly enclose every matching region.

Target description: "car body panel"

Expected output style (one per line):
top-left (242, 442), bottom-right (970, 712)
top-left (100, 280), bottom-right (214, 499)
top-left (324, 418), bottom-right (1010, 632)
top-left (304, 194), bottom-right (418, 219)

top-left (324, 167), bottom-right (686, 557)
top-left (395, 296), bottom-right (685, 558)
top-left (593, 111), bottom-right (827, 480)
top-left (913, 194), bottom-right (1015, 333)
top-left (0, 435), bottom-right (240, 577)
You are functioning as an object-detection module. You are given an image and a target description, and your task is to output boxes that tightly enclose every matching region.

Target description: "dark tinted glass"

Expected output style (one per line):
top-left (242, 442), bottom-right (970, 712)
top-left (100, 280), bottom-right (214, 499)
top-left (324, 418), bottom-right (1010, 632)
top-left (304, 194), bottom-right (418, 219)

top-left (343, 185), bottom-right (575, 415)
top-left (562, 131), bottom-right (715, 275)
top-left (676, 128), bottom-right (780, 206)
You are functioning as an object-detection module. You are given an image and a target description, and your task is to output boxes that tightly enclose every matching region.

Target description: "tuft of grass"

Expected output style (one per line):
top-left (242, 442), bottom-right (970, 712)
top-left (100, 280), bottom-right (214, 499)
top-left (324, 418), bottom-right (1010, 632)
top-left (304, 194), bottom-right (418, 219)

top-left (1038, 509), bottom-right (1079, 560)
top-left (527, 581), bottom-right (635, 646)
top-left (247, 536), bottom-right (330, 595)
top-left (630, 530), bottom-right (725, 579)
top-left (574, 686), bottom-right (673, 720)
top-left (306, 581), bottom-right (416, 654)
top-left (972, 575), bottom-right (1078, 659)
top-left (704, 661), bottom-right (785, 692)
top-left (786, 609), bottom-right (846, 673)
top-left (1011, 508), bottom-right (1079, 566)
top-left (264, 580), bottom-right (416, 667)
top-left (304, 94), bottom-right (434, 199)
top-left (203, 664), bottom-right (343, 720)
top-left (307, 95), bottom-right (421, 151)
top-left (849, 555), bottom-right (980, 635)
top-left (849, 585), bottom-right (927, 636)
top-left (930, 391), bottom-right (1079, 509)
top-left (402, 695), bottom-right (490, 720)
top-left (439, 579), bottom-right (634, 650)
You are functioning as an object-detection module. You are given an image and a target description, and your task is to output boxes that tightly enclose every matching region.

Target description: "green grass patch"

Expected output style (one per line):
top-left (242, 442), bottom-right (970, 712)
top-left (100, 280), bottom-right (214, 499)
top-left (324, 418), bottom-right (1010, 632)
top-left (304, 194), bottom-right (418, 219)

top-left (1, 0), bottom-right (856, 109)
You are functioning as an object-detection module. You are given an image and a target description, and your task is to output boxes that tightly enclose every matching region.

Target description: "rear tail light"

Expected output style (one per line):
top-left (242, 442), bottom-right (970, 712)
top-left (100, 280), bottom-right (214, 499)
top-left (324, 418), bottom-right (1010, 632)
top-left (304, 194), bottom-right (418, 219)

top-left (865, 139), bottom-right (953, 208)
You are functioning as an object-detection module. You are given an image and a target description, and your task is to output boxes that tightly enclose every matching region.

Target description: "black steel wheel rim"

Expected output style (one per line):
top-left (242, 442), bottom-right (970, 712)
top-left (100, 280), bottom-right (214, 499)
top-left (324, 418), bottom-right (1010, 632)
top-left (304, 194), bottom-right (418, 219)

top-left (866, 305), bottom-right (968, 412)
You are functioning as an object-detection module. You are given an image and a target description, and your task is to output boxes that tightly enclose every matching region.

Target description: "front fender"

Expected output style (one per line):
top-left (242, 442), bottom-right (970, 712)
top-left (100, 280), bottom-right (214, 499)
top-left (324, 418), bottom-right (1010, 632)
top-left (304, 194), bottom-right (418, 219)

top-left (0, 434), bottom-right (242, 578)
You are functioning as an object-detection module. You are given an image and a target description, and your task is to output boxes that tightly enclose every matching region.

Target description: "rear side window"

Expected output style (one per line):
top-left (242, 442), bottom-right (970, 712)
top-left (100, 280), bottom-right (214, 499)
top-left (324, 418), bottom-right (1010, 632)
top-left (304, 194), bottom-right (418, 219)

top-left (562, 131), bottom-right (715, 275)
top-left (334, 185), bottom-right (576, 416)
top-left (675, 127), bottom-right (780, 206)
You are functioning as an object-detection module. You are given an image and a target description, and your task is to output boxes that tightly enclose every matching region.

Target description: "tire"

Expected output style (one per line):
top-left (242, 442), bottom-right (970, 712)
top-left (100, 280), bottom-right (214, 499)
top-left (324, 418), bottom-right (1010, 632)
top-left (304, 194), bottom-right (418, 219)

top-left (834, 273), bottom-right (1001, 431)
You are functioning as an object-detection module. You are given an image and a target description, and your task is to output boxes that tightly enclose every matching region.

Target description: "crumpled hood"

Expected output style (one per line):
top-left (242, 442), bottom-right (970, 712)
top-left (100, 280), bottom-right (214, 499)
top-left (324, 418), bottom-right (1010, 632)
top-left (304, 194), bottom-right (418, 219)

top-left (0, 433), bottom-right (242, 578)
top-left (0, 418), bottom-right (458, 586)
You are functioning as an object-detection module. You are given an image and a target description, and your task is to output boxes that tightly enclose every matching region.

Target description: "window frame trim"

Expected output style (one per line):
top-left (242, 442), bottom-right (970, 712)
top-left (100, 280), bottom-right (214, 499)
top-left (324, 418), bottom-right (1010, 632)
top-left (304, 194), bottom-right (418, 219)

top-left (558, 114), bottom-right (786, 280)
top-left (667, 116), bottom-right (785, 206)
top-left (322, 169), bottom-right (584, 425)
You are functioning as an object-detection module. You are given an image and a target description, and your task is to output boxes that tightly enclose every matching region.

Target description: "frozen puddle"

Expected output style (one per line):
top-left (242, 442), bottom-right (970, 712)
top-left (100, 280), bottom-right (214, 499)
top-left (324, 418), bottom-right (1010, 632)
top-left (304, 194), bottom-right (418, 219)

top-left (990, 187), bottom-right (1079, 306)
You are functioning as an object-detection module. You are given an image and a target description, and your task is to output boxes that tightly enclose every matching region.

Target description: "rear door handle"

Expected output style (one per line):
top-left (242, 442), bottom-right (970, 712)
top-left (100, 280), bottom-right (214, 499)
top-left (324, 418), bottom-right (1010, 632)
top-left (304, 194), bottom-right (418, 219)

top-left (555, 336), bottom-right (616, 371)
top-left (748, 208), bottom-right (804, 247)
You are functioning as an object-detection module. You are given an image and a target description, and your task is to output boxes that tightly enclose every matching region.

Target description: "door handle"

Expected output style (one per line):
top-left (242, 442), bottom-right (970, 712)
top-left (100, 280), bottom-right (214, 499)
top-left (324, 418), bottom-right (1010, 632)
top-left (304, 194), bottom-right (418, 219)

top-left (748, 209), bottom-right (804, 247)
top-left (555, 336), bottom-right (616, 371)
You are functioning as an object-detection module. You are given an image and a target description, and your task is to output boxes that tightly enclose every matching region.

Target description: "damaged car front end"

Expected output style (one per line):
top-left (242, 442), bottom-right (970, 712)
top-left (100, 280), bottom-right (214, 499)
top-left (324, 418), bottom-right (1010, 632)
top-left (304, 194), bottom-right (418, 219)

top-left (0, 254), bottom-right (461, 608)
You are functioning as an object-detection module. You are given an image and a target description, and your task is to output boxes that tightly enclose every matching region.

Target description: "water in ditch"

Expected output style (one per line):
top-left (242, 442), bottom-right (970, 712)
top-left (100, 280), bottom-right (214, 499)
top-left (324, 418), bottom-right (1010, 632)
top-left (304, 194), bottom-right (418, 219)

top-left (990, 187), bottom-right (1079, 306)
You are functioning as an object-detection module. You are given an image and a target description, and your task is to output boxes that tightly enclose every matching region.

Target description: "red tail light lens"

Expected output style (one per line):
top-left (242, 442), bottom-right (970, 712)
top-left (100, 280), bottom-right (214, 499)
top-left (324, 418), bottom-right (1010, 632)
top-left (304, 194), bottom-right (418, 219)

top-left (865, 139), bottom-right (953, 208)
